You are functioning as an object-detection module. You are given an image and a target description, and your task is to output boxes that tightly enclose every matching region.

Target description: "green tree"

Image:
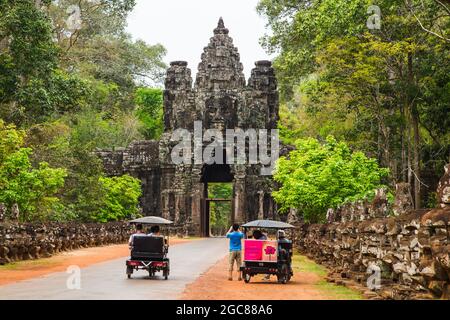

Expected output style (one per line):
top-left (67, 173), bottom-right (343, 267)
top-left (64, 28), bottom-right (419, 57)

top-left (208, 183), bottom-right (233, 236)
top-left (134, 88), bottom-right (164, 140)
top-left (94, 175), bottom-right (142, 222)
top-left (25, 109), bottom-right (142, 221)
top-left (273, 136), bottom-right (389, 223)
top-left (259, 0), bottom-right (450, 208)
top-left (0, 120), bottom-right (67, 221)
top-left (48, 0), bottom-right (167, 111)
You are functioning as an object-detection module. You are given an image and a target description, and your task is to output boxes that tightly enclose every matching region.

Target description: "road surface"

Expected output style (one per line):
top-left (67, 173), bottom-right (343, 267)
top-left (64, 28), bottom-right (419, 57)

top-left (0, 238), bottom-right (228, 300)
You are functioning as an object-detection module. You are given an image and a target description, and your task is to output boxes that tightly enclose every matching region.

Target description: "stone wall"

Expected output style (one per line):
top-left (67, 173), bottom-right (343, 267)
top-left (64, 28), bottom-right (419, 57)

top-left (0, 222), bottom-right (133, 265)
top-left (295, 164), bottom-right (450, 300)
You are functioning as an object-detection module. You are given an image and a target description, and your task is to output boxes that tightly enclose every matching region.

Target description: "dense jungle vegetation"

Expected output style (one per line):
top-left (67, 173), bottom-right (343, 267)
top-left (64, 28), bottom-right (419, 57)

top-left (262, 0), bottom-right (450, 221)
top-left (0, 0), bottom-right (164, 222)
top-left (0, 0), bottom-right (449, 223)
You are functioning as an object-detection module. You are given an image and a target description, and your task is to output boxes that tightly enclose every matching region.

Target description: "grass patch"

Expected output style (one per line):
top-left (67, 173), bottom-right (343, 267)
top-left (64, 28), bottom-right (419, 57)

top-left (0, 258), bottom-right (56, 271)
top-left (315, 280), bottom-right (363, 300)
top-left (293, 255), bottom-right (328, 276)
top-left (293, 254), bottom-right (363, 300)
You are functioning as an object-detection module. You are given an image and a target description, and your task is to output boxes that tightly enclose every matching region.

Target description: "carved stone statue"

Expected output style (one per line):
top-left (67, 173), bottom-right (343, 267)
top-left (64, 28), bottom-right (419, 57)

top-left (392, 183), bottom-right (414, 216)
top-left (0, 203), bottom-right (6, 222)
top-left (11, 203), bottom-right (19, 221)
top-left (436, 164), bottom-right (450, 207)
top-left (326, 208), bottom-right (335, 223)
top-left (369, 188), bottom-right (389, 218)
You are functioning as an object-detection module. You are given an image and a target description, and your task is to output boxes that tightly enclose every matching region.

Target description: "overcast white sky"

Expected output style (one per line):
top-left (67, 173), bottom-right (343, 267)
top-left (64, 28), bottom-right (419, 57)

top-left (126, 0), bottom-right (272, 79)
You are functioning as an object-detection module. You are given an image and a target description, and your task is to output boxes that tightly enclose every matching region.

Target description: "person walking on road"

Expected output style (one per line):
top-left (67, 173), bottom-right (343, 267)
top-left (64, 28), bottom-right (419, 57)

top-left (226, 224), bottom-right (245, 281)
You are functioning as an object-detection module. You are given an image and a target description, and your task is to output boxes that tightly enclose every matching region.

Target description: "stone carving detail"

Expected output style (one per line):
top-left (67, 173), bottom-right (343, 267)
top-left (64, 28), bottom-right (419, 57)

top-left (0, 203), bottom-right (5, 222)
top-left (11, 204), bottom-right (19, 221)
top-left (295, 166), bottom-right (450, 300)
top-left (0, 222), bottom-right (134, 265)
top-left (98, 19), bottom-right (280, 235)
top-left (369, 188), bottom-right (389, 218)
top-left (437, 164), bottom-right (450, 207)
top-left (393, 183), bottom-right (414, 216)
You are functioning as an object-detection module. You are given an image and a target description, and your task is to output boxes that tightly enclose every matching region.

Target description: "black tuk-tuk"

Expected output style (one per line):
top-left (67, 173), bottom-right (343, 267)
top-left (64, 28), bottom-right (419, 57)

top-left (126, 216), bottom-right (173, 280)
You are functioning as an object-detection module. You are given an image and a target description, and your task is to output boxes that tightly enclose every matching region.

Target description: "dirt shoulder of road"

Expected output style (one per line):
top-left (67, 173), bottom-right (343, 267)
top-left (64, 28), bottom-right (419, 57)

top-left (181, 254), bottom-right (363, 300)
top-left (0, 238), bottom-right (194, 287)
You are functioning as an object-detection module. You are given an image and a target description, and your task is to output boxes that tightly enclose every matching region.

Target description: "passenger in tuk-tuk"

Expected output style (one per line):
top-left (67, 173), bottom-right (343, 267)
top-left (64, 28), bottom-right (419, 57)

top-left (277, 230), bottom-right (290, 244)
top-left (128, 224), bottom-right (147, 249)
top-left (252, 230), bottom-right (267, 240)
top-left (148, 225), bottom-right (161, 237)
top-left (277, 230), bottom-right (292, 261)
top-left (149, 225), bottom-right (168, 249)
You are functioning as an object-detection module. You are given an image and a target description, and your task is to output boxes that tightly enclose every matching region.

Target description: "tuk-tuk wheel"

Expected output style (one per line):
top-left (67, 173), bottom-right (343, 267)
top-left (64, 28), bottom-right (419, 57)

top-left (277, 265), bottom-right (289, 284)
top-left (126, 266), bottom-right (133, 279)
top-left (244, 273), bottom-right (251, 284)
top-left (277, 275), bottom-right (288, 284)
top-left (163, 269), bottom-right (169, 280)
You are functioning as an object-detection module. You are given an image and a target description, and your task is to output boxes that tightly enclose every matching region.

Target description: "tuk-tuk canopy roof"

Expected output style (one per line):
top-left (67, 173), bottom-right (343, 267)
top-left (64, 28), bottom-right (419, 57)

top-left (129, 216), bottom-right (173, 225)
top-left (241, 220), bottom-right (296, 230)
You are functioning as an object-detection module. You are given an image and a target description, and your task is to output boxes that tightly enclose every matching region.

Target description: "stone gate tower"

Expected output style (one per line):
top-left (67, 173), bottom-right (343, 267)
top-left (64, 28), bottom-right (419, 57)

top-left (98, 19), bottom-right (280, 236)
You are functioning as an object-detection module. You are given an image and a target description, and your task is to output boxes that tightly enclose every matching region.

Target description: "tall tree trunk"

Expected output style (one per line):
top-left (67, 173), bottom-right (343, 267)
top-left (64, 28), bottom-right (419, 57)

top-left (408, 52), bottom-right (421, 209)
top-left (411, 106), bottom-right (421, 209)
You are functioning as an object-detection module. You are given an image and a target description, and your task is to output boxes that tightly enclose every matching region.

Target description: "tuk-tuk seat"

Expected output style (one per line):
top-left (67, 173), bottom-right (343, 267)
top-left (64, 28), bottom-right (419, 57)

top-left (131, 236), bottom-right (166, 260)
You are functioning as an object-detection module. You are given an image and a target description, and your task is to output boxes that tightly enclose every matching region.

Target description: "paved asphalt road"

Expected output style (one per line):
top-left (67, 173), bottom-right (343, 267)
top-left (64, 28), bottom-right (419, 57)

top-left (0, 238), bottom-right (228, 300)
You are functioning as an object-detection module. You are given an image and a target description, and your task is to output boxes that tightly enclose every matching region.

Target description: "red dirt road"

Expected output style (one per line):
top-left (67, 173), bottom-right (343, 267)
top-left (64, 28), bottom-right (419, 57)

top-left (181, 257), bottom-right (332, 300)
top-left (0, 238), bottom-right (191, 287)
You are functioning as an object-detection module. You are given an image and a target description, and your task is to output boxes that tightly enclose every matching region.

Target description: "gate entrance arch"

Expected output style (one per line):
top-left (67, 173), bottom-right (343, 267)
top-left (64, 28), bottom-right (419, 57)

top-left (98, 18), bottom-right (280, 236)
top-left (200, 163), bottom-right (234, 237)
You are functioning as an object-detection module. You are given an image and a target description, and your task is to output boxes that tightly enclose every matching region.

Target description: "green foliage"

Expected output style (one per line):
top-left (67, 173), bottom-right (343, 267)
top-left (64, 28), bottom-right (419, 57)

top-left (67, 108), bottom-right (142, 150)
top-left (0, 120), bottom-right (67, 222)
top-left (94, 175), bottom-right (142, 223)
top-left (0, 0), bottom-right (57, 81)
top-left (258, 0), bottom-right (369, 99)
top-left (0, 1), bottom-right (167, 223)
top-left (260, 0), bottom-right (450, 208)
top-left (14, 70), bottom-right (93, 124)
top-left (0, 0), bottom-right (60, 125)
top-left (273, 137), bottom-right (389, 222)
top-left (134, 88), bottom-right (164, 140)
top-left (25, 109), bottom-right (142, 222)
top-left (208, 183), bottom-right (233, 236)
top-left (1, 0), bottom-right (167, 125)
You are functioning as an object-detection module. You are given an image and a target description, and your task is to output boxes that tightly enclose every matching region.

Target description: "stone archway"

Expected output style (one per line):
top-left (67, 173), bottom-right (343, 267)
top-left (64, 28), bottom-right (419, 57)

top-left (200, 163), bottom-right (234, 237)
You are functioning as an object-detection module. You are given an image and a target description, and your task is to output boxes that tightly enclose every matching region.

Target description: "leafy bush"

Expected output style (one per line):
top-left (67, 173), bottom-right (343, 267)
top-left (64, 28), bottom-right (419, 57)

top-left (208, 183), bottom-right (233, 236)
top-left (273, 136), bottom-right (389, 223)
top-left (134, 88), bottom-right (164, 140)
top-left (0, 120), bottom-right (67, 221)
top-left (93, 175), bottom-right (142, 223)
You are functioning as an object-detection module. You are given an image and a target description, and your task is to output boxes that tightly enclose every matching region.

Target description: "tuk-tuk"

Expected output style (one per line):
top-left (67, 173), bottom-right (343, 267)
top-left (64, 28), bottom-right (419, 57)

top-left (126, 216), bottom-right (173, 280)
top-left (240, 220), bottom-right (295, 284)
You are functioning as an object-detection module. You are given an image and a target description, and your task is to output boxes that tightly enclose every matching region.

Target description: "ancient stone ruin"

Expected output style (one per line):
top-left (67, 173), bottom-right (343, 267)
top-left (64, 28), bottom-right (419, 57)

top-left (98, 18), bottom-right (280, 236)
top-left (0, 222), bottom-right (132, 265)
top-left (296, 164), bottom-right (450, 300)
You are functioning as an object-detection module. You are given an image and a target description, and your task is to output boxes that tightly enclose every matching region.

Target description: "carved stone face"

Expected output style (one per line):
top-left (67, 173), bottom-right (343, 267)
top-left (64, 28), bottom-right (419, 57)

top-left (441, 188), bottom-right (450, 204)
top-left (205, 96), bottom-right (237, 128)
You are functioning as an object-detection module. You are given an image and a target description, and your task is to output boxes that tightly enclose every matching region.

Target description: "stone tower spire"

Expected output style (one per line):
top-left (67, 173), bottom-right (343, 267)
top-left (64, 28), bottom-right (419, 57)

top-left (214, 17), bottom-right (229, 35)
top-left (195, 18), bottom-right (245, 91)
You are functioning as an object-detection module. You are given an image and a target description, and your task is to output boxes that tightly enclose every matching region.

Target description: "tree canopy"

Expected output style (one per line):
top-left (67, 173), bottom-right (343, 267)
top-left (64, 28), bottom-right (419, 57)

top-left (273, 136), bottom-right (390, 222)
top-left (260, 0), bottom-right (450, 213)
top-left (0, 0), bottom-right (165, 222)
